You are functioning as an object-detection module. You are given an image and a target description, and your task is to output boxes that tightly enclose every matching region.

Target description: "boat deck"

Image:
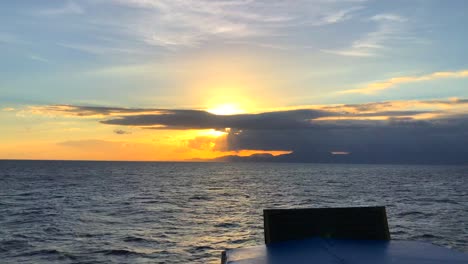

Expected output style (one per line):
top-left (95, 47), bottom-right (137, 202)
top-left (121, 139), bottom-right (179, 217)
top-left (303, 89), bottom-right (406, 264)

top-left (222, 237), bottom-right (468, 264)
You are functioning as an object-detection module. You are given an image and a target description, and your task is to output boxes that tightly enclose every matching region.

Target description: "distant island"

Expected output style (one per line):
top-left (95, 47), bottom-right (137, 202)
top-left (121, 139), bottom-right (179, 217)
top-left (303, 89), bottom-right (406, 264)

top-left (194, 151), bottom-right (468, 165)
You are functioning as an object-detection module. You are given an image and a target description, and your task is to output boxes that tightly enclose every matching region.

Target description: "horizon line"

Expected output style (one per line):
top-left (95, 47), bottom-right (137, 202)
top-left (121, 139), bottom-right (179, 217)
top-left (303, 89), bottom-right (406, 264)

top-left (1, 158), bottom-right (466, 166)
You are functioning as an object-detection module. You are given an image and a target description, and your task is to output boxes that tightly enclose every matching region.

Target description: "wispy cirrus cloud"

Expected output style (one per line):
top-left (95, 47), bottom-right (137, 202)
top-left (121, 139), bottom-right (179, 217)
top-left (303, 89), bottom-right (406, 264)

top-left (99, 0), bottom-right (367, 49)
top-left (323, 13), bottom-right (407, 57)
top-left (25, 105), bottom-right (164, 118)
top-left (38, 0), bottom-right (84, 16)
top-left (315, 6), bottom-right (364, 25)
top-left (58, 43), bottom-right (143, 55)
top-left (22, 0), bottom-right (372, 55)
top-left (339, 69), bottom-right (468, 94)
top-left (29, 55), bottom-right (50, 63)
top-left (321, 98), bottom-right (468, 113)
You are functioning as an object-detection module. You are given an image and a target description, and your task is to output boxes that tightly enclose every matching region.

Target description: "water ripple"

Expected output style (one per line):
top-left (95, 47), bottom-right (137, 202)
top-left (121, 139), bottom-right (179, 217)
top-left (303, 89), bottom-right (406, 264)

top-left (0, 161), bottom-right (467, 263)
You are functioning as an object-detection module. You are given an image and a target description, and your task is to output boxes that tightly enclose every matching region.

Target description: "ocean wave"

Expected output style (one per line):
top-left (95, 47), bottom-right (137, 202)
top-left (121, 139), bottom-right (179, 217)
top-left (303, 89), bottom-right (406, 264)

top-left (123, 236), bottom-right (152, 243)
top-left (397, 211), bottom-right (434, 217)
top-left (0, 239), bottom-right (30, 252)
top-left (98, 249), bottom-right (147, 256)
top-left (214, 222), bottom-right (240, 228)
top-left (18, 248), bottom-right (78, 260)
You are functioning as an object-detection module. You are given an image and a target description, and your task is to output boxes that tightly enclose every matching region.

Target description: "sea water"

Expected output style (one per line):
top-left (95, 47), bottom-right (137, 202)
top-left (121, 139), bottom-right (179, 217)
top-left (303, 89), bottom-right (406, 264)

top-left (1, 161), bottom-right (467, 263)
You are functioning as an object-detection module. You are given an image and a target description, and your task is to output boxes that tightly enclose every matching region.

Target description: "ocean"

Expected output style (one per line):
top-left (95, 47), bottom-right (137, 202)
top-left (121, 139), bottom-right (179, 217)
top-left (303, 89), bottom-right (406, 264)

top-left (0, 160), bottom-right (467, 263)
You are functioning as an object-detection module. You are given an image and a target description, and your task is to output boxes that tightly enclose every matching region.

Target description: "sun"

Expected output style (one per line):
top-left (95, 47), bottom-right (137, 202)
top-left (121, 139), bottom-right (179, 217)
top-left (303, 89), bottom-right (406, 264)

top-left (199, 129), bottom-right (228, 137)
top-left (207, 103), bottom-right (245, 115)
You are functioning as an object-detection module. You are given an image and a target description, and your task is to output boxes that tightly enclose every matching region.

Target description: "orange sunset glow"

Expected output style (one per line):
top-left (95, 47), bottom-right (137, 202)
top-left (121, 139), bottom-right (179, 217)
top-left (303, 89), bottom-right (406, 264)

top-left (1, 0), bottom-right (468, 164)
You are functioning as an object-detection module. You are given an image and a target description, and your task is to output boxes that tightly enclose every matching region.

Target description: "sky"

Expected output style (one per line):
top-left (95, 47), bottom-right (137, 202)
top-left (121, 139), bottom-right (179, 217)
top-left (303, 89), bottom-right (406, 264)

top-left (1, 0), bottom-right (468, 162)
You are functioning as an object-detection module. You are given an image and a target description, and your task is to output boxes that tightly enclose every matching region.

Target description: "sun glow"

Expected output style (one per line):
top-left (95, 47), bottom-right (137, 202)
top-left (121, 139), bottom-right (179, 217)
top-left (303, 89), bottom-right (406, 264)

top-left (199, 129), bottom-right (228, 137)
top-left (207, 103), bottom-right (245, 115)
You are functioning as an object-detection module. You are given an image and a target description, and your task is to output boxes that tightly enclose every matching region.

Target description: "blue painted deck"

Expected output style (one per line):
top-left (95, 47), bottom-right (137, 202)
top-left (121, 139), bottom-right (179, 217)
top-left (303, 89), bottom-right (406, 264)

top-left (223, 238), bottom-right (468, 264)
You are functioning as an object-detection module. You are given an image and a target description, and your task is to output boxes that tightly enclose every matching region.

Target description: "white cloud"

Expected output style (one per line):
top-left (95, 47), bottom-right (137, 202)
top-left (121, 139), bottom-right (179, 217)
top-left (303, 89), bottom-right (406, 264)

top-left (339, 69), bottom-right (468, 94)
top-left (102, 0), bottom-right (368, 48)
top-left (371, 13), bottom-right (406, 22)
top-left (38, 1), bottom-right (83, 16)
top-left (316, 6), bottom-right (364, 25)
top-left (58, 43), bottom-right (143, 55)
top-left (323, 13), bottom-right (406, 57)
top-left (29, 55), bottom-right (50, 63)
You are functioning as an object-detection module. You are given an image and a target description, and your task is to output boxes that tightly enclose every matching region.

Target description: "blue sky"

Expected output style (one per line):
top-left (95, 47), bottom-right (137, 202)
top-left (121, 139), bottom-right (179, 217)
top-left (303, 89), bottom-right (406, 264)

top-left (1, 0), bottom-right (467, 108)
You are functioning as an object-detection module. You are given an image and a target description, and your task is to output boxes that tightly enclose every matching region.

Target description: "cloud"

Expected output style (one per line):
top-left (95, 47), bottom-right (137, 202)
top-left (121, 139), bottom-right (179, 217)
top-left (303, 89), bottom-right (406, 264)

top-left (370, 13), bottom-right (406, 22)
top-left (317, 6), bottom-right (364, 25)
top-left (100, 109), bottom-right (334, 130)
top-left (28, 98), bottom-right (468, 164)
top-left (112, 0), bottom-right (281, 48)
top-left (26, 105), bottom-right (164, 118)
top-left (38, 1), bottom-right (84, 16)
top-left (323, 13), bottom-right (406, 57)
top-left (221, 117), bottom-right (468, 164)
top-left (29, 55), bottom-right (50, 63)
top-left (113, 129), bottom-right (132, 135)
top-left (9, 0), bottom-right (373, 55)
top-left (28, 98), bottom-right (468, 128)
top-left (186, 135), bottom-right (227, 151)
top-left (100, 0), bottom-right (367, 48)
top-left (58, 43), bottom-right (142, 55)
top-left (99, 108), bottom-right (437, 130)
top-left (321, 98), bottom-right (468, 113)
top-left (339, 69), bottom-right (468, 94)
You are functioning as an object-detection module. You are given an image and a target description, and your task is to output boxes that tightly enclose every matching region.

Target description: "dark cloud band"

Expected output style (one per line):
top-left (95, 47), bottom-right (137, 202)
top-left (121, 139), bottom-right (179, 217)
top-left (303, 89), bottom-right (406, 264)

top-left (33, 100), bottom-right (468, 164)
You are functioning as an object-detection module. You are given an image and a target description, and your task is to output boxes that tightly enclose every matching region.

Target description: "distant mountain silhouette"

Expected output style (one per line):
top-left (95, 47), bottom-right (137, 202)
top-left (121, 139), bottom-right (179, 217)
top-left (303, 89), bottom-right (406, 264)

top-left (197, 151), bottom-right (468, 165)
